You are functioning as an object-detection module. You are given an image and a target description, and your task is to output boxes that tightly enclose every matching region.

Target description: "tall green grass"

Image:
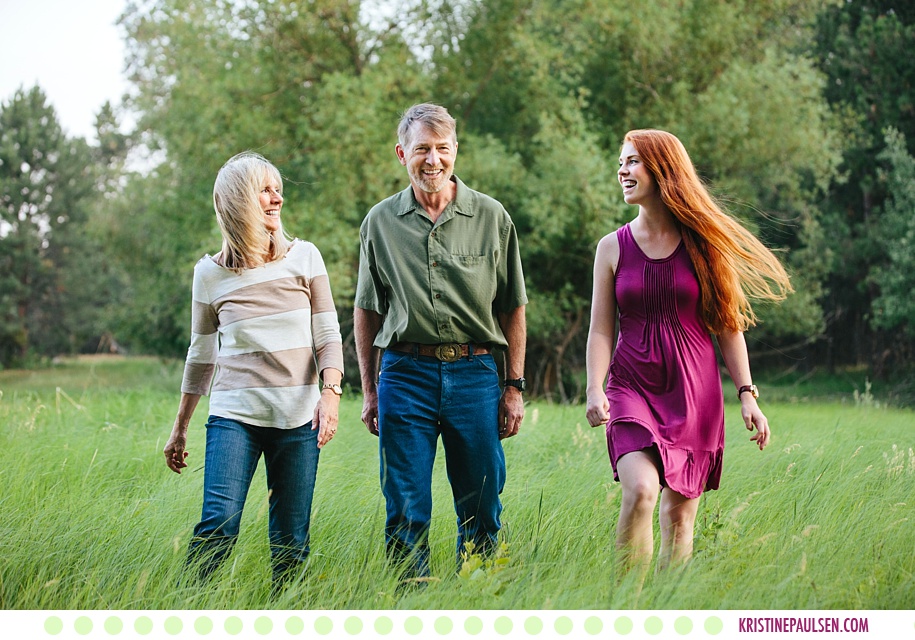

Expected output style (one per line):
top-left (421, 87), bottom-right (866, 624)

top-left (1, 357), bottom-right (913, 609)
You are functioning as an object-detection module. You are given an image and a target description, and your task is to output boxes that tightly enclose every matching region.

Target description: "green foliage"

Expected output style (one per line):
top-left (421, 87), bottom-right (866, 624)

top-left (0, 86), bottom-right (114, 367)
top-left (457, 540), bottom-right (511, 581)
top-left (868, 128), bottom-right (915, 336)
top-left (811, 1), bottom-right (915, 368)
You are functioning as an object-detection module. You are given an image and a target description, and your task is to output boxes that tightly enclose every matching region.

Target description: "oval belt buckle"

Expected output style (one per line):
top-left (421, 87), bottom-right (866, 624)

top-left (435, 343), bottom-right (462, 362)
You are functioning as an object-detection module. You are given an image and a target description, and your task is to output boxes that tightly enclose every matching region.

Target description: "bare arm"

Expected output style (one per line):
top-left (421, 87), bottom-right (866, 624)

top-left (585, 233), bottom-right (619, 428)
top-left (354, 307), bottom-right (383, 436)
top-left (718, 330), bottom-right (769, 450)
top-left (497, 304), bottom-right (526, 439)
top-left (164, 392), bottom-right (201, 473)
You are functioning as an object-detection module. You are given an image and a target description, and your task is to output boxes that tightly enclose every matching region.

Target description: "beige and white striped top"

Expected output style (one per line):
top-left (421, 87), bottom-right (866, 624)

top-left (180, 239), bottom-right (344, 428)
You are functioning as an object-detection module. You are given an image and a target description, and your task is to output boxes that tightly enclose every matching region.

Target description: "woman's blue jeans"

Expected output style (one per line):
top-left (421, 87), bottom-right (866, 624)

top-left (377, 349), bottom-right (505, 577)
top-left (187, 416), bottom-right (320, 582)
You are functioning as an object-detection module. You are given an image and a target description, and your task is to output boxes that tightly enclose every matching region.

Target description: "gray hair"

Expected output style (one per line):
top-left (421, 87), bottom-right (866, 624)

top-left (397, 103), bottom-right (457, 149)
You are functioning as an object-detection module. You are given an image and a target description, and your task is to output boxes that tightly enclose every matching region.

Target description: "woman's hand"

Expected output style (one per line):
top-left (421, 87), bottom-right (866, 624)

top-left (313, 392), bottom-right (340, 449)
top-left (586, 390), bottom-right (610, 429)
top-left (164, 428), bottom-right (189, 473)
top-left (741, 397), bottom-right (770, 450)
top-left (165, 393), bottom-right (200, 473)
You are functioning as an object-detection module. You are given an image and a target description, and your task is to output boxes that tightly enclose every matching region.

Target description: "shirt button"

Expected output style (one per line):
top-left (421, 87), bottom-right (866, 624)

top-left (432, 261), bottom-right (438, 267)
top-left (435, 294), bottom-right (441, 299)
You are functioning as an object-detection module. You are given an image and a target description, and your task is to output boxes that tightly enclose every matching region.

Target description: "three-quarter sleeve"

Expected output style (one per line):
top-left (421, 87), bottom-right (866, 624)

top-left (181, 262), bottom-right (218, 396)
top-left (309, 249), bottom-right (345, 377)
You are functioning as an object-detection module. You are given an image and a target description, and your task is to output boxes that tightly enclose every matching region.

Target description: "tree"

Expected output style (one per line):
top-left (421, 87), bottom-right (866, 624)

top-left (0, 86), bottom-right (101, 366)
top-left (869, 128), bottom-right (915, 340)
top-left (812, 1), bottom-right (915, 368)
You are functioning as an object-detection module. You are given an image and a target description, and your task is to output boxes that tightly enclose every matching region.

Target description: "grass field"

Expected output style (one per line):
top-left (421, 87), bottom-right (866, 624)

top-left (1, 356), bottom-right (913, 610)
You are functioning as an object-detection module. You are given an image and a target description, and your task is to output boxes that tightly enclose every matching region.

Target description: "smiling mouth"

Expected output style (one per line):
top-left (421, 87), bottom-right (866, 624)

top-left (265, 210), bottom-right (280, 217)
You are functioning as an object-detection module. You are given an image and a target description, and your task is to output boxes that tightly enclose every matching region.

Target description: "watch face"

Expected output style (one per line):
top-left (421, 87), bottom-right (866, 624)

top-left (739, 385), bottom-right (759, 399)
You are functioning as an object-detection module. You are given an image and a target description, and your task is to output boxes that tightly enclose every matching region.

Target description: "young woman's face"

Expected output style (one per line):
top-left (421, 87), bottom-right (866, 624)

top-left (618, 141), bottom-right (657, 206)
top-left (258, 176), bottom-right (283, 232)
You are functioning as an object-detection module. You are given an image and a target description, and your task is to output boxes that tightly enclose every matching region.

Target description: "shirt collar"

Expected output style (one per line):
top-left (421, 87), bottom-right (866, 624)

top-left (395, 175), bottom-right (474, 217)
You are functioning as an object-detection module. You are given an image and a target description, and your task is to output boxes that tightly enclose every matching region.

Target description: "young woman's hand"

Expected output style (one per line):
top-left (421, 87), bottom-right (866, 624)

top-left (586, 390), bottom-right (610, 429)
top-left (741, 397), bottom-right (770, 450)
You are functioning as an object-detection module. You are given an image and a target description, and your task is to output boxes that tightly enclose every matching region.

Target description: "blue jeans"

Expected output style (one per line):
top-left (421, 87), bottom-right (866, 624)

top-left (377, 349), bottom-right (505, 577)
top-left (187, 416), bottom-right (320, 582)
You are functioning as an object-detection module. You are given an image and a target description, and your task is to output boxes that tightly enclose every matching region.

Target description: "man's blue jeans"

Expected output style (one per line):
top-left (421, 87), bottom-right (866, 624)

top-left (377, 349), bottom-right (505, 577)
top-left (187, 416), bottom-right (320, 582)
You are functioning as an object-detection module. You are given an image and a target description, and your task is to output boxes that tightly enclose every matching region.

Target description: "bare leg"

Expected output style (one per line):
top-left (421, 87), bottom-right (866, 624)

top-left (658, 488), bottom-right (701, 570)
top-left (615, 450), bottom-right (662, 574)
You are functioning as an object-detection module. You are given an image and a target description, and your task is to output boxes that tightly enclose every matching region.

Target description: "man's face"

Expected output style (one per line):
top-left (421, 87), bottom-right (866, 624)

top-left (396, 123), bottom-right (457, 194)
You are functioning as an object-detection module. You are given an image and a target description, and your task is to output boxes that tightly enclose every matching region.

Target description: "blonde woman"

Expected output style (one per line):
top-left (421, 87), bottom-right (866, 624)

top-left (164, 152), bottom-right (344, 587)
top-left (586, 130), bottom-right (791, 575)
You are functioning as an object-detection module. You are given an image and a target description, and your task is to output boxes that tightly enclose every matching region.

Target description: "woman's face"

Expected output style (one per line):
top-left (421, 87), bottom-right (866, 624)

top-left (618, 141), bottom-right (657, 206)
top-left (258, 176), bottom-right (283, 232)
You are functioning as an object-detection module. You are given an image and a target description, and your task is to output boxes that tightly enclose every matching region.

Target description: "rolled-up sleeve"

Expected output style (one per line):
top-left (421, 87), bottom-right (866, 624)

top-left (494, 215), bottom-right (528, 312)
top-left (354, 221), bottom-right (386, 314)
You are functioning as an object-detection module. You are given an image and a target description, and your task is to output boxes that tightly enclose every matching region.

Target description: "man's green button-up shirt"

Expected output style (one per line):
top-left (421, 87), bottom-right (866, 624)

top-left (355, 176), bottom-right (528, 349)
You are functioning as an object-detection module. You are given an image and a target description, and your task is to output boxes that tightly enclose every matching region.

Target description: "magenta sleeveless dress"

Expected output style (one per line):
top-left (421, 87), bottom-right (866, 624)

top-left (605, 223), bottom-right (724, 499)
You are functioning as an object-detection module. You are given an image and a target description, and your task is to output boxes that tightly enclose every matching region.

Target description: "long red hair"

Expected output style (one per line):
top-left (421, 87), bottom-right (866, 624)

top-left (624, 129), bottom-right (793, 333)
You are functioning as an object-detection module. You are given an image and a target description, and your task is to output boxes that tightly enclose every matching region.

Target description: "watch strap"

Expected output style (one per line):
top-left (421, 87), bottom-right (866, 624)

top-left (322, 383), bottom-right (343, 396)
top-left (737, 384), bottom-right (758, 400)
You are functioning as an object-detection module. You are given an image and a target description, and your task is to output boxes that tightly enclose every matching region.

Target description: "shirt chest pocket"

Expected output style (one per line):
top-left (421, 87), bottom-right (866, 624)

top-left (444, 253), bottom-right (497, 307)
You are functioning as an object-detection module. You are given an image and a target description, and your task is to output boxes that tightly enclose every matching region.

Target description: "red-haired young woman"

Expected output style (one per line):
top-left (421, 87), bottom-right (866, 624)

top-left (585, 129), bottom-right (792, 575)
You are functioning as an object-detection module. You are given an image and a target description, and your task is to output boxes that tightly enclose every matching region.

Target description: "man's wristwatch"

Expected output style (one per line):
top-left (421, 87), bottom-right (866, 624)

top-left (322, 383), bottom-right (343, 396)
top-left (504, 378), bottom-right (526, 392)
top-left (737, 384), bottom-right (759, 400)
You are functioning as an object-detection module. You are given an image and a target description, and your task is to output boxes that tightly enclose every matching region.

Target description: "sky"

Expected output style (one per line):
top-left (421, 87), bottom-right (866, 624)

top-left (0, 0), bottom-right (130, 142)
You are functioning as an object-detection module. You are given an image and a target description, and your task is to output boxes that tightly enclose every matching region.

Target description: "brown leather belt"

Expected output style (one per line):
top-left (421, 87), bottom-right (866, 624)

top-left (388, 342), bottom-right (491, 362)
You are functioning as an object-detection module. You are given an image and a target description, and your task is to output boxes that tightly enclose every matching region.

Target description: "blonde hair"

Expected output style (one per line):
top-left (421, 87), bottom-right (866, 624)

top-left (213, 152), bottom-right (290, 273)
top-left (397, 103), bottom-right (457, 149)
top-left (624, 129), bottom-right (793, 333)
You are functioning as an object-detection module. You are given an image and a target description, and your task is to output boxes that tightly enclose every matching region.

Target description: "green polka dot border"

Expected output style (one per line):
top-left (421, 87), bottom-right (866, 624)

top-left (29, 611), bottom-right (906, 638)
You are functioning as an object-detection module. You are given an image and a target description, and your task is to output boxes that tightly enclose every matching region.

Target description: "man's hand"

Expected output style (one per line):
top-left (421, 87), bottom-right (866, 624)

top-left (498, 386), bottom-right (524, 439)
top-left (362, 389), bottom-right (379, 436)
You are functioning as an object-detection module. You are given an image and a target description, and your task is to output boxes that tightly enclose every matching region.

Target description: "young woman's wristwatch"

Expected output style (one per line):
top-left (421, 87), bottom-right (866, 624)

top-left (737, 384), bottom-right (759, 400)
top-left (322, 383), bottom-right (344, 396)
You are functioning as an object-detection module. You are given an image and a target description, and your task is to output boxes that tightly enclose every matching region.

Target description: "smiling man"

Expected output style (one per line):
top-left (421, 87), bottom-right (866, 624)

top-left (354, 103), bottom-right (528, 580)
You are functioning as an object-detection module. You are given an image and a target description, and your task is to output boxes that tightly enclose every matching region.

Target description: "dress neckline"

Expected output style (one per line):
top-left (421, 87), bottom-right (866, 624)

top-left (625, 223), bottom-right (683, 263)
